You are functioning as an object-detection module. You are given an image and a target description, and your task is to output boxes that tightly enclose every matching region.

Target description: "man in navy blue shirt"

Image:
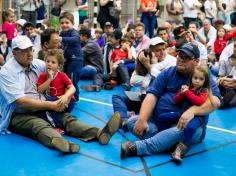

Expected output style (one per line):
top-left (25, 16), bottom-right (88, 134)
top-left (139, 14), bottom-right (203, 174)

top-left (121, 43), bottom-right (221, 159)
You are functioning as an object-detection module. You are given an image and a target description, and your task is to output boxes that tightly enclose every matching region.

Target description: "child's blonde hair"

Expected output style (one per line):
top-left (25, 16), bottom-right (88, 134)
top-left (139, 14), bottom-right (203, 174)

top-left (44, 49), bottom-right (65, 66)
top-left (2, 8), bottom-right (15, 22)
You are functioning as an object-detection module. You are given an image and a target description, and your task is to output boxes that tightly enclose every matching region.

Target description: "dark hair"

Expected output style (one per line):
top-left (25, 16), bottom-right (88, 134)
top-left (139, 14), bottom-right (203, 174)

top-left (59, 12), bottom-right (74, 24)
top-left (41, 28), bottom-right (58, 46)
top-left (23, 22), bottom-right (34, 29)
top-left (79, 27), bottom-right (91, 38)
top-left (135, 49), bottom-right (152, 76)
top-left (44, 49), bottom-right (65, 66)
top-left (230, 53), bottom-right (236, 60)
top-left (157, 27), bottom-right (168, 35)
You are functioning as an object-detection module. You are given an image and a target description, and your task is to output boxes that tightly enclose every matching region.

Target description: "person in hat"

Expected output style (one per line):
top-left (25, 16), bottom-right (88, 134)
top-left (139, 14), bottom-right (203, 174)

top-left (112, 37), bottom-right (176, 126)
top-left (120, 42), bottom-right (221, 162)
top-left (0, 35), bottom-right (121, 153)
top-left (16, 19), bottom-right (27, 35)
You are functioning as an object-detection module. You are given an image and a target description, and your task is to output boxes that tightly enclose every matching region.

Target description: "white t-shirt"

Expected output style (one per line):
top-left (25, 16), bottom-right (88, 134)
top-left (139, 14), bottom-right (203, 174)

top-left (219, 0), bottom-right (236, 14)
top-left (183, 0), bottom-right (202, 18)
top-left (220, 43), bottom-right (234, 62)
top-left (150, 54), bottom-right (176, 78)
top-left (204, 0), bottom-right (217, 19)
top-left (198, 26), bottom-right (217, 47)
top-left (229, 66), bottom-right (236, 80)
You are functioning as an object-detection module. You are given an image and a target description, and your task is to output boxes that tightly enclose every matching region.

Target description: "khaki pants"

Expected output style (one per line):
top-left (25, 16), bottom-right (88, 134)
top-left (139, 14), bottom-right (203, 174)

top-left (9, 112), bottom-right (99, 149)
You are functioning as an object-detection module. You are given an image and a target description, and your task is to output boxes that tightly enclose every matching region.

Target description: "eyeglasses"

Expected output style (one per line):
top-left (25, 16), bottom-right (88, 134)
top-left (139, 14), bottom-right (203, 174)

top-left (177, 55), bottom-right (193, 62)
top-left (15, 47), bottom-right (33, 53)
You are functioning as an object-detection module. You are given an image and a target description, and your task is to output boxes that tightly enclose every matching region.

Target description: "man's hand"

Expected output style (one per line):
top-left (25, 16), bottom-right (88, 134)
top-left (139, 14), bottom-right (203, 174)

top-left (133, 118), bottom-right (149, 137)
top-left (177, 110), bottom-right (194, 129)
top-left (50, 100), bottom-right (66, 112)
top-left (57, 94), bottom-right (70, 107)
top-left (222, 79), bottom-right (236, 89)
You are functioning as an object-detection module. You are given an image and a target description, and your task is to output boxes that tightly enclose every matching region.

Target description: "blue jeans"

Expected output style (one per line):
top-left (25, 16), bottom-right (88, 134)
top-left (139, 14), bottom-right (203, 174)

top-left (80, 65), bottom-right (97, 80)
top-left (157, 112), bottom-right (203, 145)
top-left (127, 116), bottom-right (205, 156)
top-left (141, 12), bottom-right (156, 38)
top-left (64, 60), bottom-right (83, 101)
top-left (112, 93), bottom-right (142, 119)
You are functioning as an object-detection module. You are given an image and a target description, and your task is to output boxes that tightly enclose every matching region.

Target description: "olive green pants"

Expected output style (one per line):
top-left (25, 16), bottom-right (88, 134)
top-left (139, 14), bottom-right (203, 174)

top-left (9, 112), bottom-right (99, 149)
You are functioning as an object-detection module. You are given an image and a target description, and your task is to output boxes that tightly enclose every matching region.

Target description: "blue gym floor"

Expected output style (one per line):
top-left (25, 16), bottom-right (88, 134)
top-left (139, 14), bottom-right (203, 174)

top-left (1, 80), bottom-right (236, 176)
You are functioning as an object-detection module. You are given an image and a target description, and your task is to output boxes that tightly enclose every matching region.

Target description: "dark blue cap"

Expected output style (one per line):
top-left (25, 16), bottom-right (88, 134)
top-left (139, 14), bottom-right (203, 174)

top-left (177, 42), bottom-right (200, 59)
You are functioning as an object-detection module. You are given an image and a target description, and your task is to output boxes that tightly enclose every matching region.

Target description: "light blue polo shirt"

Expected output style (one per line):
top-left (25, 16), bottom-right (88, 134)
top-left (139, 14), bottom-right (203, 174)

top-left (0, 57), bottom-right (45, 134)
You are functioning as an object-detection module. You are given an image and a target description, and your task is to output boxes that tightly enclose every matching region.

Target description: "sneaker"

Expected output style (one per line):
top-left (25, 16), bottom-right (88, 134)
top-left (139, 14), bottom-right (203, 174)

top-left (104, 82), bottom-right (114, 90)
top-left (97, 112), bottom-right (121, 145)
top-left (171, 142), bottom-right (188, 164)
top-left (120, 141), bottom-right (137, 159)
top-left (51, 137), bottom-right (80, 153)
top-left (81, 84), bottom-right (101, 92)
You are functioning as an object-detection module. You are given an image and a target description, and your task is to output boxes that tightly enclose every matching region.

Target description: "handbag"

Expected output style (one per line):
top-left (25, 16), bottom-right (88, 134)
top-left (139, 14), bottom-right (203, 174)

top-left (51, 5), bottom-right (61, 16)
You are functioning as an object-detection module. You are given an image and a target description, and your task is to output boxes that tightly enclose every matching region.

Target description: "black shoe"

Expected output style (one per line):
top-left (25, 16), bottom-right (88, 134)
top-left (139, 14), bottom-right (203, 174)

top-left (97, 112), bottom-right (121, 145)
top-left (51, 137), bottom-right (80, 153)
top-left (81, 84), bottom-right (101, 92)
top-left (120, 141), bottom-right (137, 159)
top-left (104, 82), bottom-right (114, 90)
top-left (171, 142), bottom-right (188, 164)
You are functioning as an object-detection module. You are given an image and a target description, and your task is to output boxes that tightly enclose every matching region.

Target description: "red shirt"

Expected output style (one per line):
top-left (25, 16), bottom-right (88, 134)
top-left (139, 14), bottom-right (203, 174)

top-left (111, 49), bottom-right (128, 62)
top-left (174, 88), bottom-right (208, 106)
top-left (37, 72), bottom-right (73, 97)
top-left (214, 39), bottom-right (227, 56)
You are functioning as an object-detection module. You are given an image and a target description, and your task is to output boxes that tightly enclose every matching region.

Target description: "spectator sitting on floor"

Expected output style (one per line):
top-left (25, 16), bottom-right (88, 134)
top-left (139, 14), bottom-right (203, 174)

top-left (0, 35), bottom-right (121, 154)
top-left (119, 43), bottom-right (220, 161)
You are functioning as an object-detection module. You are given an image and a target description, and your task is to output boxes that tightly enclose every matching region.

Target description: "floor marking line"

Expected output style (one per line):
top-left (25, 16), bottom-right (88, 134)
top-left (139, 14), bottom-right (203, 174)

top-left (80, 97), bottom-right (236, 135)
top-left (136, 140), bottom-right (236, 172)
top-left (80, 97), bottom-right (112, 106)
top-left (207, 125), bottom-right (236, 135)
top-left (79, 152), bottom-right (136, 173)
top-left (140, 157), bottom-right (151, 176)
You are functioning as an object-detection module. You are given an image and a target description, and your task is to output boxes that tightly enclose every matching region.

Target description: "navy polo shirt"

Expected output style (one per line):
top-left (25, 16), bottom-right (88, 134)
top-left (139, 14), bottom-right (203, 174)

top-left (147, 66), bottom-right (221, 122)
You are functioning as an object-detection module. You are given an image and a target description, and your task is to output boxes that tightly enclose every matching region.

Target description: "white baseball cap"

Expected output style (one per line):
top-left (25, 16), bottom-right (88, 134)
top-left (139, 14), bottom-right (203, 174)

top-left (16, 19), bottom-right (27, 27)
top-left (223, 24), bottom-right (232, 31)
top-left (150, 37), bottom-right (165, 46)
top-left (12, 36), bottom-right (33, 50)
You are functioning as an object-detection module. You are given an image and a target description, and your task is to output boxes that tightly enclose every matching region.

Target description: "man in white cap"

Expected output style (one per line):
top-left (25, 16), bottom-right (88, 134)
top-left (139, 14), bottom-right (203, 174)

top-left (112, 37), bottom-right (176, 126)
top-left (0, 35), bottom-right (121, 153)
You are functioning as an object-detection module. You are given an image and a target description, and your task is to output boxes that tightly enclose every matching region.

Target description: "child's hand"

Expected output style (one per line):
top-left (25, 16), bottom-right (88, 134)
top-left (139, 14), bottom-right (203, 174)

top-left (181, 85), bottom-right (189, 93)
top-left (57, 94), bottom-right (70, 107)
top-left (47, 69), bottom-right (55, 80)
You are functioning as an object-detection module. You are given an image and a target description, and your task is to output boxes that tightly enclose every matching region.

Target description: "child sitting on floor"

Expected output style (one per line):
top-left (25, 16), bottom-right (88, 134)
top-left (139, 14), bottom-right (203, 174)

top-left (156, 65), bottom-right (214, 164)
top-left (36, 49), bottom-right (76, 133)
